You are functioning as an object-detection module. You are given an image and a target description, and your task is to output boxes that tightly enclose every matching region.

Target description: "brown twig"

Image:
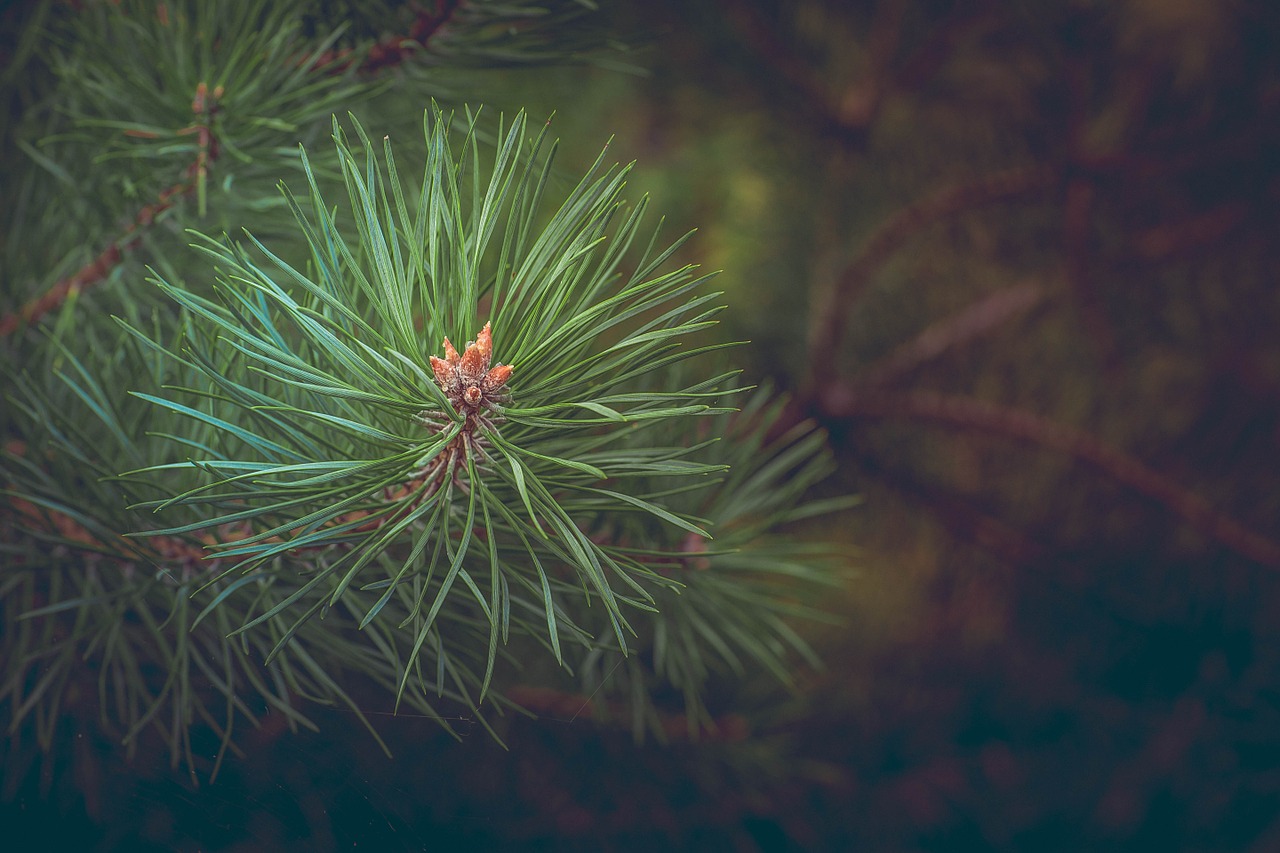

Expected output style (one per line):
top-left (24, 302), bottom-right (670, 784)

top-left (3, 490), bottom-right (210, 575)
top-left (0, 179), bottom-right (192, 337)
top-left (0, 76), bottom-right (225, 337)
top-left (852, 281), bottom-right (1046, 390)
top-left (820, 389), bottom-right (1280, 569)
top-left (183, 80), bottom-right (221, 216)
top-left (306, 0), bottom-right (462, 74)
top-left (1129, 200), bottom-right (1251, 262)
top-left (806, 164), bottom-right (1058, 393)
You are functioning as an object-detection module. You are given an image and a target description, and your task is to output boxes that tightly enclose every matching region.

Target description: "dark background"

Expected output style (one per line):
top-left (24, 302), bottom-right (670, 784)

top-left (6, 0), bottom-right (1280, 849)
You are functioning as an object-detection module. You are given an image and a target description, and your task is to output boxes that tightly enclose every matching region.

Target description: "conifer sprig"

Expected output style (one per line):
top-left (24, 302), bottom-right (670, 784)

top-left (125, 108), bottom-right (738, 703)
top-left (2, 2), bottom-right (851, 772)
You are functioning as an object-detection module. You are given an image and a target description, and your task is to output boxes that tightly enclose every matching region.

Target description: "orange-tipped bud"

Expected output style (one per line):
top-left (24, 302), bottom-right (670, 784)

top-left (485, 363), bottom-right (513, 389)
top-left (429, 355), bottom-right (452, 387)
top-left (475, 322), bottom-right (493, 360)
top-left (460, 337), bottom-right (487, 379)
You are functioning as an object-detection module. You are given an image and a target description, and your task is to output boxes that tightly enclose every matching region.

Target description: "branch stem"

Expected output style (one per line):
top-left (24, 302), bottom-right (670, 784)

top-left (822, 389), bottom-right (1280, 569)
top-left (806, 165), bottom-right (1057, 392)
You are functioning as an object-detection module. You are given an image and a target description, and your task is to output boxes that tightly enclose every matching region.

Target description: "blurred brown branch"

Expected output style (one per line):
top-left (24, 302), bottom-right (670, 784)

top-left (851, 281), bottom-right (1046, 390)
top-left (805, 164), bottom-right (1058, 392)
top-left (820, 389), bottom-right (1280, 569)
top-left (720, 0), bottom-right (993, 142)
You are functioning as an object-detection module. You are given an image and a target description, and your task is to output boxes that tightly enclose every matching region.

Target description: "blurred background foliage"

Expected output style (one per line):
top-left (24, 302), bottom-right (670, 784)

top-left (6, 0), bottom-right (1280, 849)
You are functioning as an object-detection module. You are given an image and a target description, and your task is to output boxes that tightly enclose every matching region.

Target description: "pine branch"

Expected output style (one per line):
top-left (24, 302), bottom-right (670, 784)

top-left (0, 178), bottom-right (193, 337)
top-left (2, 60), bottom-right (230, 336)
top-left (1, 2), bottom-right (848, 768)
top-left (116, 107), bottom-right (745, 707)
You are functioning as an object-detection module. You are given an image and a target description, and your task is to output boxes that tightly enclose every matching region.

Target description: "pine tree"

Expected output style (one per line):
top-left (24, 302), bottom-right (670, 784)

top-left (1, 0), bottom-right (849, 781)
